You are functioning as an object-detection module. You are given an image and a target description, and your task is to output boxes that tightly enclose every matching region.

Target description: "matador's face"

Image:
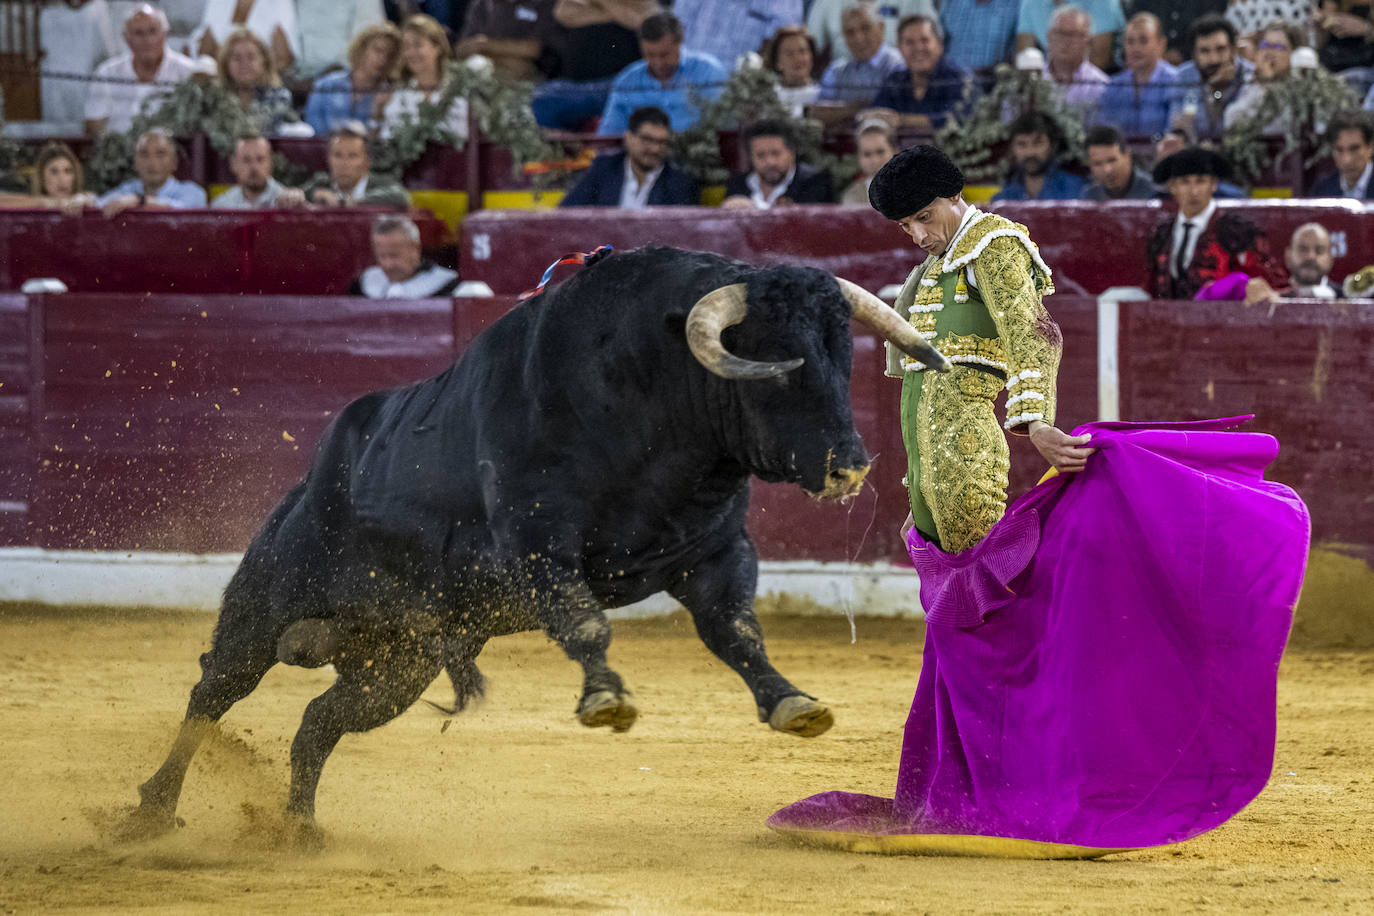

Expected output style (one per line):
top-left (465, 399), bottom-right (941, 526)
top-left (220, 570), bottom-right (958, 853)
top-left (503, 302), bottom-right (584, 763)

top-left (895, 195), bottom-right (967, 257)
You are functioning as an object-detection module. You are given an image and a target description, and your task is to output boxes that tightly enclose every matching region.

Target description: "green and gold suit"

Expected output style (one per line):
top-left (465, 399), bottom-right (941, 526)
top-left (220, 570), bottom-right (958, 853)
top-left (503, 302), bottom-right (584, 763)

top-left (885, 208), bottom-right (1062, 553)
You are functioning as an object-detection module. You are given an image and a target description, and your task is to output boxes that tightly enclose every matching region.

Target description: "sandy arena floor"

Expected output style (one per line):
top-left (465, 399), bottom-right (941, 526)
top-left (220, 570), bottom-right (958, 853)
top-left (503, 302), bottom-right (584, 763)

top-left (1, 605), bottom-right (1371, 915)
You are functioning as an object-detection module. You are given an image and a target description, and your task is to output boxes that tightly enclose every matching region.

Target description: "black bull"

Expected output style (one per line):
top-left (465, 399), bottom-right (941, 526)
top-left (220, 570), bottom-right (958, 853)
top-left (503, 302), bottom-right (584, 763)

top-left (130, 247), bottom-right (947, 839)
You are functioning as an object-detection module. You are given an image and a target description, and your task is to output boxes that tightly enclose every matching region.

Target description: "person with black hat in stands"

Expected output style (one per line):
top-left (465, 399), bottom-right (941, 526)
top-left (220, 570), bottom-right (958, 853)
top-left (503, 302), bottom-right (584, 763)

top-left (869, 144), bottom-right (1093, 554)
top-left (1145, 147), bottom-right (1285, 305)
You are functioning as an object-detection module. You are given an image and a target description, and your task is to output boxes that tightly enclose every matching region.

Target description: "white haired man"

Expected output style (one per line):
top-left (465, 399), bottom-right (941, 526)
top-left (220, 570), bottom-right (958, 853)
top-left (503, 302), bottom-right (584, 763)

top-left (349, 216), bottom-right (459, 298)
top-left (84, 4), bottom-right (196, 137)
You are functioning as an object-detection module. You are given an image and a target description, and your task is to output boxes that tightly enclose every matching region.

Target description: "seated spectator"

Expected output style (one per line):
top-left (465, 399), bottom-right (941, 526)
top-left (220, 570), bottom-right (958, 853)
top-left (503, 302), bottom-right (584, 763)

top-left (1145, 147), bottom-right (1284, 303)
top-left (1017, 0), bottom-right (1123, 72)
top-left (1150, 127), bottom-right (1246, 197)
top-left (1223, 20), bottom-right (1304, 131)
top-left (97, 128), bottom-right (208, 216)
top-left (1041, 5), bottom-right (1108, 110)
top-left (941, 0), bottom-right (1019, 76)
top-left (817, 6), bottom-right (906, 105)
top-left (350, 215), bottom-right (460, 298)
top-left (808, 0), bottom-right (936, 64)
top-left (840, 120), bottom-right (897, 205)
top-left (559, 106), bottom-right (699, 207)
top-left (993, 111), bottom-right (1087, 200)
top-left (292, 0), bottom-right (387, 81)
top-left (217, 29), bottom-right (302, 136)
top-left (533, 0), bottom-right (654, 130)
top-left (871, 14), bottom-right (974, 131)
top-left (596, 12), bottom-right (727, 136)
top-left (1314, 1), bottom-right (1374, 83)
top-left (675, 0), bottom-right (803, 71)
top-left (192, 0), bottom-right (298, 71)
top-left (1310, 110), bottom-right (1374, 197)
top-left (84, 5), bottom-right (196, 137)
top-left (767, 25), bottom-right (821, 117)
top-left (0, 142), bottom-right (98, 213)
top-left (1168, 13), bottom-right (1255, 141)
top-left (456, 0), bottom-right (564, 82)
top-left (304, 23), bottom-right (401, 135)
top-left (1283, 223), bottom-right (1339, 298)
top-left (722, 119), bottom-right (835, 209)
top-left (39, 0), bottom-right (118, 132)
top-left (212, 134), bottom-right (309, 209)
top-left (380, 14), bottom-right (470, 141)
top-left (1128, 0), bottom-right (1228, 64)
top-left (1097, 12), bottom-right (1180, 138)
top-left (303, 122), bottom-right (411, 207)
top-left (1082, 125), bottom-right (1157, 199)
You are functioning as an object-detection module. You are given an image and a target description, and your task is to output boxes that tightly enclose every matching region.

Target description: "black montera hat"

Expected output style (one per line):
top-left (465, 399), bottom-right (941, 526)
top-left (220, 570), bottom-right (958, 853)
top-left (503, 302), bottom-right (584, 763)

top-left (1152, 146), bottom-right (1233, 183)
top-left (868, 144), bottom-right (965, 220)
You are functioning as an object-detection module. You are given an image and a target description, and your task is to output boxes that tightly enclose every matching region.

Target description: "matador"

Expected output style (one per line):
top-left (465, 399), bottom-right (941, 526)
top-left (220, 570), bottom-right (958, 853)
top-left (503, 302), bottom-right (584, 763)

top-left (869, 145), bottom-right (1094, 553)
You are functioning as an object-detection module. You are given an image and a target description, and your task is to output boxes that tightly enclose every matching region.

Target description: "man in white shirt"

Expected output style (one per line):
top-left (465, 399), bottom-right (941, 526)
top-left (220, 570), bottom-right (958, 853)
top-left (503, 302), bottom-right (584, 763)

top-left (212, 134), bottom-right (308, 210)
top-left (83, 4), bottom-right (196, 137)
top-left (293, 0), bottom-right (386, 79)
top-left (349, 216), bottom-right (459, 299)
top-left (808, 0), bottom-right (936, 64)
top-left (1282, 224), bottom-right (1339, 300)
top-left (721, 120), bottom-right (835, 209)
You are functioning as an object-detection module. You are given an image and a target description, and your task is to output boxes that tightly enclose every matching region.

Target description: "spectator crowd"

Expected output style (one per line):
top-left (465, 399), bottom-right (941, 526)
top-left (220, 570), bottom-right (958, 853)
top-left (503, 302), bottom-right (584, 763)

top-left (4, 0), bottom-right (1374, 301)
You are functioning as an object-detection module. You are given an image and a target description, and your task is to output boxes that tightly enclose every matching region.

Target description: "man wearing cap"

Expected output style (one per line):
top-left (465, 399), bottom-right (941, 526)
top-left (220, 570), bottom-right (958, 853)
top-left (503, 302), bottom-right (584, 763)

top-left (870, 144), bottom-right (1093, 554)
top-left (1146, 147), bottom-right (1284, 303)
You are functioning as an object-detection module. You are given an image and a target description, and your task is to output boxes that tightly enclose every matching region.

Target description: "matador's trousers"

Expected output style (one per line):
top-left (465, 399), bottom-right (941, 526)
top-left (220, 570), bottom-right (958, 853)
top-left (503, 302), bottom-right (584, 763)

top-left (901, 365), bottom-right (1010, 554)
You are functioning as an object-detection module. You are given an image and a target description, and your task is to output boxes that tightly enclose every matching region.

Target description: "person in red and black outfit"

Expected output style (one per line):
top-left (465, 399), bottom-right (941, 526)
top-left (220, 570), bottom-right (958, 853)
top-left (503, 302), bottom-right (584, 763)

top-left (1145, 147), bottom-right (1284, 305)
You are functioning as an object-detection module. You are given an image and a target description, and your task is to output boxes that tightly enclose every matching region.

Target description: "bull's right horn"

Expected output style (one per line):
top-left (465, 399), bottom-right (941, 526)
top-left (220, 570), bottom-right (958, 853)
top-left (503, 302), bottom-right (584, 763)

top-left (836, 279), bottom-right (951, 373)
top-left (686, 283), bottom-right (805, 380)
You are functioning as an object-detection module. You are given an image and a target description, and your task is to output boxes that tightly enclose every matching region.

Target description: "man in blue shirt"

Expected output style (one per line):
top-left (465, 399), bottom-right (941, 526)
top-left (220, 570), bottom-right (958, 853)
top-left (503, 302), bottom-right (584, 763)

top-left (1165, 13), bottom-right (1253, 142)
top-left (871, 14), bottom-right (974, 131)
top-left (941, 0), bottom-right (1020, 74)
top-left (674, 0), bottom-right (803, 71)
top-left (818, 5), bottom-right (906, 104)
top-left (597, 11), bottom-right (727, 136)
top-left (993, 110), bottom-right (1086, 200)
top-left (98, 128), bottom-right (207, 217)
top-left (1096, 12), bottom-right (1179, 138)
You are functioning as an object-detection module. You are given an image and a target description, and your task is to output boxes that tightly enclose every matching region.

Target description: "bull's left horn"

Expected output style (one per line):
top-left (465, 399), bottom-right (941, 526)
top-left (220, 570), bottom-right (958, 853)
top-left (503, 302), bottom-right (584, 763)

top-left (836, 278), bottom-right (951, 373)
top-left (686, 283), bottom-right (805, 380)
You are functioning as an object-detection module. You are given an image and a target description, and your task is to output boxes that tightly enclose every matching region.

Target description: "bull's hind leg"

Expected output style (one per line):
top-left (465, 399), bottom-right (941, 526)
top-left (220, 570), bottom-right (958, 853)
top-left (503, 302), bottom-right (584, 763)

top-left (129, 624), bottom-right (281, 837)
top-left (669, 538), bottom-right (833, 738)
top-left (285, 623), bottom-right (444, 843)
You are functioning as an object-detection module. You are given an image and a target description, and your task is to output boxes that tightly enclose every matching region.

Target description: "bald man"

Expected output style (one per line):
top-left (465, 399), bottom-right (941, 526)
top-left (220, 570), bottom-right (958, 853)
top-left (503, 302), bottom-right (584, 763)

top-left (1283, 224), bottom-right (1338, 299)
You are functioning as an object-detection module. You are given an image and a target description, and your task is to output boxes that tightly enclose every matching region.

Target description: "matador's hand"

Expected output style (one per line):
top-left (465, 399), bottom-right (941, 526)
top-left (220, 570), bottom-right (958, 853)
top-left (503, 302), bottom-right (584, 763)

top-left (1028, 420), bottom-right (1094, 474)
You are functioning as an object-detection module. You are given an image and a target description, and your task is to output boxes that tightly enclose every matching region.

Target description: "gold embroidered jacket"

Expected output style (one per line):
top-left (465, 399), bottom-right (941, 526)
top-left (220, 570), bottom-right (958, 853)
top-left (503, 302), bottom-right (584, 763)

top-left (884, 209), bottom-right (1062, 431)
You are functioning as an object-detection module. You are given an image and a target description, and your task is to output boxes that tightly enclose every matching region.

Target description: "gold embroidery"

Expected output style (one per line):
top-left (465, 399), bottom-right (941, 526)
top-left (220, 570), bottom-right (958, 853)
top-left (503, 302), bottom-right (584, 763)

top-left (915, 367), bottom-right (1009, 553)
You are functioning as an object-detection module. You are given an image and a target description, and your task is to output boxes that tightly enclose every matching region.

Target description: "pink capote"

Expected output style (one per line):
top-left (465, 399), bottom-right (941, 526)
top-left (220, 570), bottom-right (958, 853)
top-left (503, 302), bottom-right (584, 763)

top-left (768, 418), bottom-right (1310, 850)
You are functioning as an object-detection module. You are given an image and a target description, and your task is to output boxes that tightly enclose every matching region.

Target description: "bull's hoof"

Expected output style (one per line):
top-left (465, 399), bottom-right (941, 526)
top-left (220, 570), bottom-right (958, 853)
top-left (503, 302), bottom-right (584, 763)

top-left (111, 804), bottom-right (180, 844)
top-left (577, 690), bottom-right (638, 733)
top-left (768, 696), bottom-right (834, 738)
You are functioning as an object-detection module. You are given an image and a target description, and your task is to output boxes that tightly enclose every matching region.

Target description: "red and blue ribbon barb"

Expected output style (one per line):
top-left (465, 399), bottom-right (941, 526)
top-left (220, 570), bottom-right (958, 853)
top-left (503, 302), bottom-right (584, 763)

top-left (517, 244), bottom-right (615, 300)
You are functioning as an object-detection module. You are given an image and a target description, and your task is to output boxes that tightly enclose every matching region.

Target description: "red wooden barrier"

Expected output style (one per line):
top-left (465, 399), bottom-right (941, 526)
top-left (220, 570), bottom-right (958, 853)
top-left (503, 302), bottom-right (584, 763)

top-left (0, 210), bottom-right (452, 295)
top-left (3, 292), bottom-right (1369, 563)
top-left (459, 200), bottom-right (1374, 297)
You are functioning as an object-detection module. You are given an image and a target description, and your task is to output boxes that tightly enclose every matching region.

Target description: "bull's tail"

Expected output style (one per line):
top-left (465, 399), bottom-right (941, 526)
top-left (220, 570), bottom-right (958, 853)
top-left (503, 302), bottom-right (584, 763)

top-left (425, 656), bottom-right (487, 716)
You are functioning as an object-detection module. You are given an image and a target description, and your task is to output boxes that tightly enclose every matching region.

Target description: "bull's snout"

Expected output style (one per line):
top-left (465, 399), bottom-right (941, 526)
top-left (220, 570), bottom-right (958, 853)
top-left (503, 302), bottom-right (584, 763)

top-left (819, 464), bottom-right (870, 501)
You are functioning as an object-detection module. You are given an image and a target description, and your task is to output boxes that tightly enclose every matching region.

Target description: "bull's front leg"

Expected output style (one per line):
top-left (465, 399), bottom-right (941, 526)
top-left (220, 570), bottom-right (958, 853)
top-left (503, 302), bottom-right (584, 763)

top-left (535, 570), bottom-right (638, 732)
top-left (668, 537), bottom-right (833, 738)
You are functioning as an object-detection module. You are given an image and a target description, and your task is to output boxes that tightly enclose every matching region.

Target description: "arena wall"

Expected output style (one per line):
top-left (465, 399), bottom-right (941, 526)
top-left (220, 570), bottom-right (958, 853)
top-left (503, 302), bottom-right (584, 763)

top-left (0, 288), bottom-right (1370, 637)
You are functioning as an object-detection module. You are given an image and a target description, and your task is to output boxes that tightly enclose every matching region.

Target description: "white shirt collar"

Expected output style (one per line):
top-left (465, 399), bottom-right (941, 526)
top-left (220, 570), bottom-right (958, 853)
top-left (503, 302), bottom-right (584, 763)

top-left (1342, 161), bottom-right (1373, 197)
top-left (619, 157), bottom-right (664, 210)
top-left (746, 164), bottom-right (797, 209)
top-left (339, 175), bottom-right (369, 201)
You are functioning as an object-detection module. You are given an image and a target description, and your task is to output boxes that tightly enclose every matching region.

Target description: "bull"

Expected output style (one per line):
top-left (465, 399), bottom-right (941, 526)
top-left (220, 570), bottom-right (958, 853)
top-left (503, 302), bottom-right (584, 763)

top-left (129, 247), bottom-right (947, 842)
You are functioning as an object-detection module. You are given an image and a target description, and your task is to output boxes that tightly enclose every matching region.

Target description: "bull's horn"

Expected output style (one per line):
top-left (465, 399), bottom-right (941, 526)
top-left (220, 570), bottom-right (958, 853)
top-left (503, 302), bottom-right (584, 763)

top-left (836, 278), bottom-right (951, 373)
top-left (685, 283), bottom-right (805, 380)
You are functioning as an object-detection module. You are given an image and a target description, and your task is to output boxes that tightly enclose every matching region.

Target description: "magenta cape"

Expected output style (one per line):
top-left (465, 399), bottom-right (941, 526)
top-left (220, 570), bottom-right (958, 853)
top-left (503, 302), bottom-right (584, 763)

top-left (768, 418), bottom-right (1310, 856)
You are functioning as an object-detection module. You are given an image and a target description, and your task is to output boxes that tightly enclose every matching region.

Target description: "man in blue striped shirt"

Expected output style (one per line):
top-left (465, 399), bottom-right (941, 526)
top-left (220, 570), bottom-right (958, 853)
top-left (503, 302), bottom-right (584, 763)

top-left (597, 11), bottom-right (727, 136)
top-left (1096, 12), bottom-right (1179, 139)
